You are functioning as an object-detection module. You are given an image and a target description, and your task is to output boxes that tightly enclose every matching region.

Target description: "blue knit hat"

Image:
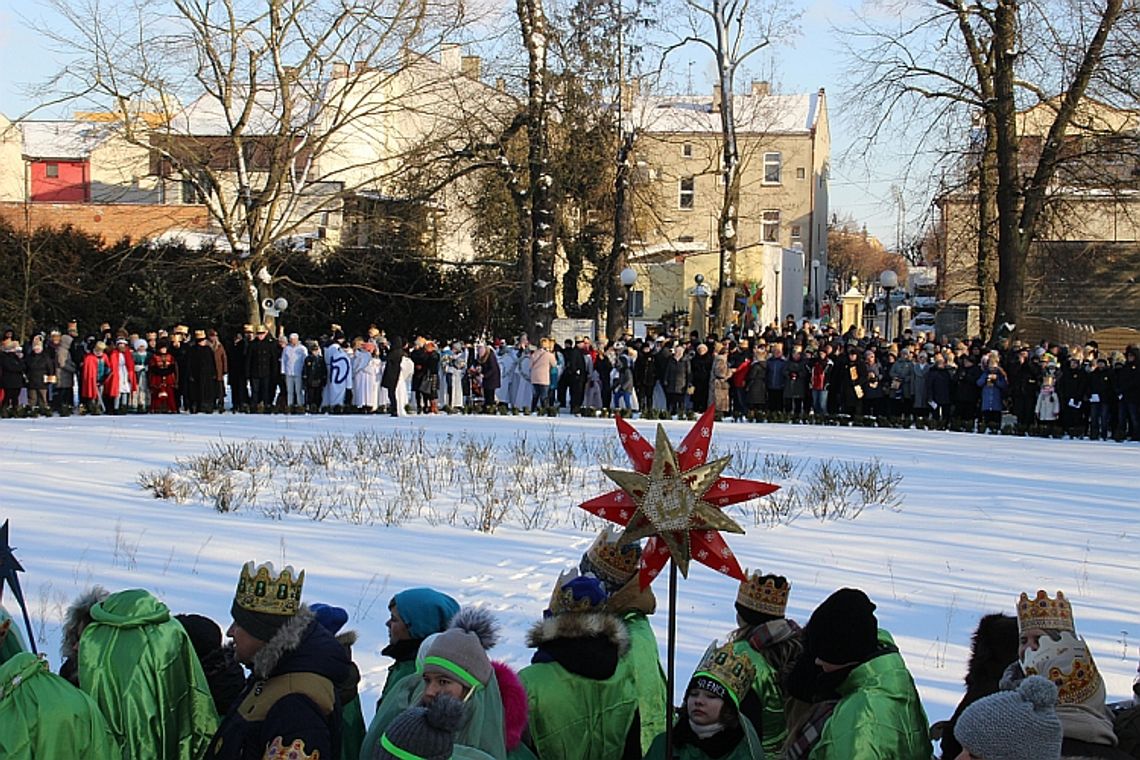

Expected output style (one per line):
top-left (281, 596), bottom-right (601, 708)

top-left (954, 675), bottom-right (1062, 760)
top-left (392, 589), bottom-right (460, 640)
top-left (310, 603), bottom-right (349, 635)
top-left (547, 574), bottom-right (608, 617)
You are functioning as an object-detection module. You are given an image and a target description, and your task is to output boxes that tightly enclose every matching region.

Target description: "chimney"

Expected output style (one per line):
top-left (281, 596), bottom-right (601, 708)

top-left (496, 77), bottom-right (506, 92)
top-left (440, 43), bottom-right (462, 72)
top-left (461, 55), bottom-right (481, 81)
top-left (712, 84), bottom-right (722, 111)
top-left (751, 80), bottom-right (770, 97)
top-left (621, 78), bottom-right (641, 113)
top-left (332, 62), bottom-right (349, 78)
top-left (354, 61), bottom-right (368, 74)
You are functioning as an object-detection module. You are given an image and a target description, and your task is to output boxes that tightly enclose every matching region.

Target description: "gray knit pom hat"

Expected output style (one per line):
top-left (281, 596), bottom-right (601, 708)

top-left (954, 675), bottom-right (1062, 760)
top-left (377, 694), bottom-right (466, 760)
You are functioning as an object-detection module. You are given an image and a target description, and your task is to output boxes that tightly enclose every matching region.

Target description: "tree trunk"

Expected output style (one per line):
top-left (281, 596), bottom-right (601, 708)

top-left (607, 133), bottom-right (633, 339)
top-left (976, 125), bottom-right (998, 336)
top-left (712, 4), bottom-right (740, 334)
top-left (990, 0), bottom-right (1023, 343)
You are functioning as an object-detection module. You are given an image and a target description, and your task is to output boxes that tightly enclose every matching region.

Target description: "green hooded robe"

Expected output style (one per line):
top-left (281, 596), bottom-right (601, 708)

top-left (732, 638), bottom-right (789, 755)
top-left (0, 604), bottom-right (28, 665)
top-left (78, 588), bottom-right (219, 759)
top-left (0, 651), bottom-right (121, 758)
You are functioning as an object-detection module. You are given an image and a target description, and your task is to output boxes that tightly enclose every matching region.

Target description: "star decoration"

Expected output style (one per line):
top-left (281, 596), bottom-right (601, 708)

top-left (0, 520), bottom-right (36, 654)
top-left (579, 407), bottom-right (780, 588)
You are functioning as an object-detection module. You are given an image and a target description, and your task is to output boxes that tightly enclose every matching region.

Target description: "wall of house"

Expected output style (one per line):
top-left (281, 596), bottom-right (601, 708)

top-left (0, 116), bottom-right (23, 201)
top-left (89, 138), bottom-right (161, 204)
top-left (0, 201), bottom-right (210, 243)
top-left (30, 160), bottom-right (88, 202)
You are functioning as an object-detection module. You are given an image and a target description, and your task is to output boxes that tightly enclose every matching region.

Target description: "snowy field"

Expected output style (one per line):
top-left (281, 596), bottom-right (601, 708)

top-left (1, 412), bottom-right (1138, 725)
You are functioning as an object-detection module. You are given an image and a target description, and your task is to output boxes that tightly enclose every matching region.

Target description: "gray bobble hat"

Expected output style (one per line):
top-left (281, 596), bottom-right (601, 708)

top-left (377, 694), bottom-right (465, 760)
top-left (954, 675), bottom-right (1062, 760)
top-left (420, 607), bottom-right (499, 690)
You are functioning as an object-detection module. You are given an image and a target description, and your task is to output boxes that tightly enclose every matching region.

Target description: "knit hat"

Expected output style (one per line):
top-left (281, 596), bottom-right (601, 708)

top-left (175, 613), bottom-right (223, 658)
top-left (310, 603), bottom-right (349, 635)
top-left (377, 694), bottom-right (466, 760)
top-left (805, 588), bottom-right (878, 665)
top-left (547, 571), bottom-right (608, 616)
top-left (230, 561), bottom-right (304, 642)
top-left (420, 608), bottom-right (498, 692)
top-left (392, 588), bottom-right (461, 641)
top-left (954, 675), bottom-right (1062, 760)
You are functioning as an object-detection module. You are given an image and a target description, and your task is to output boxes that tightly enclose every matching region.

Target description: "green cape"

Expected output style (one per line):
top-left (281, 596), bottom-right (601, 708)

top-left (0, 651), bottom-right (121, 758)
top-left (0, 605), bottom-right (28, 665)
top-left (79, 589), bottom-right (219, 759)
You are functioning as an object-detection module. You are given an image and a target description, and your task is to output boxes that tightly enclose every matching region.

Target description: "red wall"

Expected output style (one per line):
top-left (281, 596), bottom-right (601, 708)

top-left (30, 160), bottom-right (89, 203)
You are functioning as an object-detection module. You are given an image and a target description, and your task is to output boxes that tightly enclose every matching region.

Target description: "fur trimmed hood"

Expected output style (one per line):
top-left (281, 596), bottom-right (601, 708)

top-left (249, 605), bottom-right (352, 685)
top-left (492, 660), bottom-right (529, 751)
top-left (526, 611), bottom-right (630, 657)
top-left (61, 586), bottom-right (109, 661)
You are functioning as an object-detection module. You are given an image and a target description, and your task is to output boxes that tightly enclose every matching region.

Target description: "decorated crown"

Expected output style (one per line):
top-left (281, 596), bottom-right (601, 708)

top-left (234, 561), bottom-right (304, 617)
top-left (1016, 590), bottom-right (1074, 634)
top-left (1023, 633), bottom-right (1101, 705)
top-left (693, 640), bottom-right (756, 706)
top-left (583, 527), bottom-right (641, 589)
top-left (547, 569), bottom-right (608, 616)
top-left (736, 570), bottom-right (790, 618)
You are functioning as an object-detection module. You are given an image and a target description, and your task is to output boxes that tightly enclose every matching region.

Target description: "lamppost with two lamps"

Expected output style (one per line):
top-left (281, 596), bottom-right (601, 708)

top-left (879, 269), bottom-right (899, 342)
top-left (620, 266), bottom-right (638, 336)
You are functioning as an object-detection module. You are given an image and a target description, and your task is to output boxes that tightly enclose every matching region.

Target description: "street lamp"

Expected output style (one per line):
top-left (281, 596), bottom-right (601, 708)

top-left (690, 273), bottom-right (711, 339)
top-left (773, 262), bottom-right (781, 326)
top-left (880, 269), bottom-right (899, 342)
top-left (620, 266), bottom-right (638, 335)
top-left (812, 259), bottom-right (821, 318)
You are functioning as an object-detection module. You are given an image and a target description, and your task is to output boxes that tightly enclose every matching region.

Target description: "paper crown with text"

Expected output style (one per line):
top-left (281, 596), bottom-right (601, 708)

top-left (692, 640), bottom-right (756, 706)
top-left (1023, 631), bottom-right (1101, 705)
top-left (582, 527), bottom-right (642, 588)
top-left (736, 571), bottom-right (791, 618)
top-left (1016, 590), bottom-right (1074, 634)
top-left (234, 561), bottom-right (305, 617)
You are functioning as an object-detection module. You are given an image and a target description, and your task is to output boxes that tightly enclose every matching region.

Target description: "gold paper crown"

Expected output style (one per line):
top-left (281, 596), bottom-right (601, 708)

top-left (234, 561), bottom-right (304, 617)
top-left (1016, 590), bottom-right (1074, 634)
top-left (1024, 634), bottom-right (1101, 705)
top-left (736, 570), bottom-right (790, 618)
top-left (585, 527), bottom-right (641, 588)
top-left (693, 640), bottom-right (756, 706)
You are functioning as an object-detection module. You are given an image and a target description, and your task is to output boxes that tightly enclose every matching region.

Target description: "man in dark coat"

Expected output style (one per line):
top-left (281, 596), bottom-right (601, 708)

top-left (206, 562), bottom-right (351, 760)
top-left (245, 326), bottom-right (278, 409)
top-left (564, 339), bottom-right (587, 411)
top-left (476, 344), bottom-right (501, 408)
top-left (187, 330), bottom-right (220, 413)
top-left (381, 337), bottom-right (404, 417)
top-left (226, 326), bottom-right (252, 411)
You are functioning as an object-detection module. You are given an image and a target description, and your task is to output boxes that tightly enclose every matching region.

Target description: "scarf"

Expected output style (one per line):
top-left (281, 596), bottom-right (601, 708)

top-left (688, 720), bottom-right (726, 740)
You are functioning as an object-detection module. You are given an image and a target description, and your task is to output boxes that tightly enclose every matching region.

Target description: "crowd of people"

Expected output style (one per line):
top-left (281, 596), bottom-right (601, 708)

top-left (2, 527), bottom-right (1138, 759)
top-left (0, 317), bottom-right (1137, 439)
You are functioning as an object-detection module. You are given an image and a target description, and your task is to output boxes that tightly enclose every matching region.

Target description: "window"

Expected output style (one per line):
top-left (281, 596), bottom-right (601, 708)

top-left (796, 167), bottom-right (806, 180)
top-left (682, 143), bottom-right (693, 158)
top-left (45, 163), bottom-right (59, 178)
top-left (763, 152), bottom-right (781, 184)
top-left (678, 235), bottom-right (694, 243)
top-left (679, 177), bottom-right (695, 209)
top-left (791, 224), bottom-right (802, 239)
top-left (762, 210), bottom-right (780, 242)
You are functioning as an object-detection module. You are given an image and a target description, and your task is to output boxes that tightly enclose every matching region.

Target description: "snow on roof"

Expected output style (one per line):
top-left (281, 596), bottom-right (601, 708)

top-left (167, 86), bottom-right (311, 136)
top-left (630, 91), bottom-right (821, 135)
top-left (21, 120), bottom-right (116, 159)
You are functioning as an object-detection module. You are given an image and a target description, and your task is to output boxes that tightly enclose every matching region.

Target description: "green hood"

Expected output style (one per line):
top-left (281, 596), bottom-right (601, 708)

top-left (88, 588), bottom-right (171, 627)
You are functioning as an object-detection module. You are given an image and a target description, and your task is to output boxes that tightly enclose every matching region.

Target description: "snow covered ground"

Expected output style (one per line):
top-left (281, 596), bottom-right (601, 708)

top-left (1, 412), bottom-right (1138, 725)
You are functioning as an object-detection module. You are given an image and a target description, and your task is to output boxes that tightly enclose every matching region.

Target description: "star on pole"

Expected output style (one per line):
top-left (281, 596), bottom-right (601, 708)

top-left (0, 520), bottom-right (37, 654)
top-left (579, 407), bottom-right (779, 588)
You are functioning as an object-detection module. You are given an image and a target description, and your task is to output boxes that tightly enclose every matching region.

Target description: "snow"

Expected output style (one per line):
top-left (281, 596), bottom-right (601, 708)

top-left (1, 414), bottom-right (1138, 725)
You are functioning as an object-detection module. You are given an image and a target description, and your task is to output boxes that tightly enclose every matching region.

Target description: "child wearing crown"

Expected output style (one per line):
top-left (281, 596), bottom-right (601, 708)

top-left (1000, 590), bottom-right (1130, 760)
top-left (644, 640), bottom-right (765, 759)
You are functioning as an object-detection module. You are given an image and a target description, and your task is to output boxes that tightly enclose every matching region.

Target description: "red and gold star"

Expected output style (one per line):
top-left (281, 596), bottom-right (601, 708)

top-left (579, 407), bottom-right (779, 588)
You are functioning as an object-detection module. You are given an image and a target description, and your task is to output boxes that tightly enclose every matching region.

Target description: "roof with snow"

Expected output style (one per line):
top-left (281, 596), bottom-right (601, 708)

top-left (630, 92), bottom-right (822, 135)
top-left (21, 120), bottom-right (116, 159)
top-left (167, 86), bottom-right (311, 136)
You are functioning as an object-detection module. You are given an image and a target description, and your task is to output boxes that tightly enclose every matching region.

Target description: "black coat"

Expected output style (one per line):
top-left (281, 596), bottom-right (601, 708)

top-left (246, 337), bottom-right (278, 379)
top-left (226, 339), bottom-right (248, 383)
top-left (937, 613), bottom-right (1019, 759)
top-left (187, 343), bottom-right (219, 403)
top-left (24, 350), bottom-right (54, 390)
top-left (0, 351), bottom-right (25, 391)
top-left (381, 345), bottom-right (404, 389)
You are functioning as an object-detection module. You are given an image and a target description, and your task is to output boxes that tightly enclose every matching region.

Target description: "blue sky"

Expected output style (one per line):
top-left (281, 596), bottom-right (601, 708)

top-left (0, 0), bottom-right (916, 246)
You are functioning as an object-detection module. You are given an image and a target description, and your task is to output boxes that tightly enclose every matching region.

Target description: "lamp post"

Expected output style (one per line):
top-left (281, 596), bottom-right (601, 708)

top-left (620, 266), bottom-right (638, 336)
top-left (773, 262), bottom-right (781, 326)
top-left (880, 269), bottom-right (899, 342)
top-left (690, 273), bottom-right (711, 339)
top-left (812, 259), bottom-right (821, 318)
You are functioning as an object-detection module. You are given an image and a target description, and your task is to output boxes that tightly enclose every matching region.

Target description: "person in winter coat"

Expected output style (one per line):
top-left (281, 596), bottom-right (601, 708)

top-left (374, 695), bottom-right (479, 760)
top-left (519, 573), bottom-right (640, 760)
top-left (955, 354), bottom-right (983, 422)
top-left (644, 640), bottom-right (764, 760)
top-left (888, 349), bottom-right (915, 417)
top-left (928, 354), bottom-right (954, 421)
top-left (79, 341), bottom-right (112, 411)
top-left (245, 326), bottom-right (278, 409)
top-left (476, 345), bottom-right (502, 409)
top-left (784, 347), bottom-right (810, 417)
top-left (953, 675), bottom-right (1062, 760)
top-left (1036, 375), bottom-right (1062, 427)
top-left (23, 336), bottom-right (53, 409)
top-left (634, 343), bottom-right (658, 412)
top-left (307, 603), bottom-right (367, 760)
top-left (935, 613), bottom-right (1020, 759)
top-left (841, 347), bottom-right (867, 416)
top-left (792, 588), bottom-right (929, 760)
top-left (0, 651), bottom-right (122, 758)
top-left (207, 562), bottom-right (351, 760)
top-left (730, 571), bottom-right (804, 756)
top-left (911, 351), bottom-right (931, 417)
top-left (105, 337), bottom-right (139, 411)
top-left (664, 345), bottom-right (692, 415)
top-left (362, 607), bottom-right (534, 760)
top-left (745, 347), bottom-right (768, 414)
top-left (530, 339), bottom-right (557, 411)
top-left (227, 327), bottom-right (252, 411)
top-left (1057, 357), bottom-right (1088, 433)
top-left (187, 330), bottom-right (220, 413)
top-left (1086, 357), bottom-right (1114, 439)
top-left (690, 342), bottom-right (713, 411)
top-left (78, 589), bottom-right (218, 759)
top-left (579, 529), bottom-right (667, 754)
top-left (381, 337), bottom-right (405, 416)
top-left (148, 340), bottom-right (180, 413)
top-left (0, 340), bottom-right (27, 409)
top-left (809, 347), bottom-right (833, 417)
top-left (281, 333), bottom-right (307, 409)
top-left (977, 355), bottom-right (1009, 427)
top-left (302, 343), bottom-right (328, 413)
top-left (711, 342), bottom-right (732, 414)
top-left (378, 588), bottom-right (460, 704)
top-left (765, 345), bottom-right (788, 413)
top-left (55, 332), bottom-right (78, 410)
top-left (1116, 348), bottom-right (1139, 441)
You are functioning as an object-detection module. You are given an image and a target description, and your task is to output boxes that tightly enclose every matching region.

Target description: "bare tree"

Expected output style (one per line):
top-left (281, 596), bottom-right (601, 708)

top-left (41, 0), bottom-right (490, 328)
top-left (655, 0), bottom-right (799, 329)
top-left (844, 0), bottom-right (1130, 342)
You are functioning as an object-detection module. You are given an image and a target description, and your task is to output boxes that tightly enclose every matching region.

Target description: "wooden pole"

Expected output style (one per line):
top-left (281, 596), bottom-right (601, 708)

top-left (664, 558), bottom-right (678, 759)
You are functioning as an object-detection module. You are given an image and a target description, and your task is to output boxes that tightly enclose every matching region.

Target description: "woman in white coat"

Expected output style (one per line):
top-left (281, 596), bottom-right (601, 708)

top-left (444, 341), bottom-right (467, 408)
top-left (353, 342), bottom-right (380, 411)
top-left (511, 346), bottom-right (533, 409)
top-left (395, 351), bottom-right (415, 416)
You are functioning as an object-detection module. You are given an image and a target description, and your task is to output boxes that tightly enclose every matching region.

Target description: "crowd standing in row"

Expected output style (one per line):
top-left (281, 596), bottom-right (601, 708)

top-left (2, 526), bottom-right (1138, 759)
top-left (0, 317), bottom-right (1137, 440)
